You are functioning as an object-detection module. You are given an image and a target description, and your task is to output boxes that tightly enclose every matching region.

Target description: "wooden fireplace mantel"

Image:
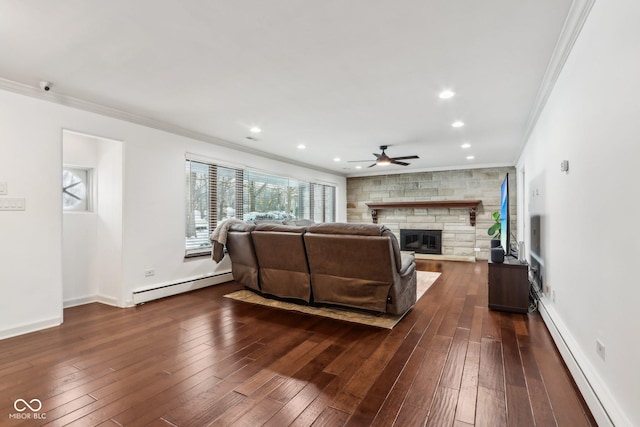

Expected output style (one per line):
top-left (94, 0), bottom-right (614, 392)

top-left (365, 200), bottom-right (482, 226)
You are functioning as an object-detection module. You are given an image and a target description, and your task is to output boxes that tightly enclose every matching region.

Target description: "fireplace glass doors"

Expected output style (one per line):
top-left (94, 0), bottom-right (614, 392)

top-left (400, 229), bottom-right (442, 255)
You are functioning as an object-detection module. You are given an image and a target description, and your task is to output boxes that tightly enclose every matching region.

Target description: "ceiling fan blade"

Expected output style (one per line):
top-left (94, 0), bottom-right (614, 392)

top-left (390, 155), bottom-right (419, 161)
top-left (391, 160), bottom-right (410, 166)
top-left (349, 148), bottom-right (418, 166)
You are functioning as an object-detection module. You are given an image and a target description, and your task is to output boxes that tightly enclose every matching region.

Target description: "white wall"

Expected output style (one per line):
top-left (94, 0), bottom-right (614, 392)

top-left (0, 92), bottom-right (63, 338)
top-left (95, 135), bottom-right (124, 305)
top-left (0, 88), bottom-right (347, 338)
top-left (62, 132), bottom-right (100, 304)
top-left (518, 1), bottom-right (639, 425)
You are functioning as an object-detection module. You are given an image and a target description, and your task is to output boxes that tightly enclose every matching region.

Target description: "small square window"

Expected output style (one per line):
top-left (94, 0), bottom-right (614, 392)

top-left (63, 167), bottom-right (92, 212)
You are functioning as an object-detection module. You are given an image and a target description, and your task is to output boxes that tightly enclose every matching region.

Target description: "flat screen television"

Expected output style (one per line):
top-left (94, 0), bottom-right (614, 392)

top-left (500, 174), bottom-right (510, 256)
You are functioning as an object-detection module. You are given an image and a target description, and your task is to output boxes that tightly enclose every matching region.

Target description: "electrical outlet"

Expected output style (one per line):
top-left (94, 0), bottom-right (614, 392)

top-left (144, 269), bottom-right (155, 277)
top-left (596, 339), bottom-right (606, 361)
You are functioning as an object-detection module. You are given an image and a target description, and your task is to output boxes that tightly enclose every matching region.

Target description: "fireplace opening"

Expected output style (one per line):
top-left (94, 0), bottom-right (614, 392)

top-left (400, 229), bottom-right (442, 255)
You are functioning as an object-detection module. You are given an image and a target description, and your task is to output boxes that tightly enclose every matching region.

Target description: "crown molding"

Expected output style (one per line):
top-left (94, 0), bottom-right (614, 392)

top-left (517, 0), bottom-right (597, 160)
top-left (0, 77), bottom-right (345, 177)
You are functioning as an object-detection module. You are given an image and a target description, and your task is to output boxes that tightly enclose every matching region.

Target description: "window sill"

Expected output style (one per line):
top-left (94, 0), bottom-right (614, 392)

top-left (184, 252), bottom-right (212, 259)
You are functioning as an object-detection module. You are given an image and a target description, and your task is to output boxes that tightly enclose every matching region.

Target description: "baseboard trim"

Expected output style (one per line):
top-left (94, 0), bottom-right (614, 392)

top-left (95, 294), bottom-right (121, 307)
top-left (64, 295), bottom-right (98, 308)
top-left (132, 272), bottom-right (233, 304)
top-left (538, 296), bottom-right (630, 426)
top-left (64, 294), bottom-right (123, 308)
top-left (0, 316), bottom-right (63, 341)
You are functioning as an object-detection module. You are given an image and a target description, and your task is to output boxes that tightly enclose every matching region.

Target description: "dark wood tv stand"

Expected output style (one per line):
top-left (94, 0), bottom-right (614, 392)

top-left (488, 256), bottom-right (529, 314)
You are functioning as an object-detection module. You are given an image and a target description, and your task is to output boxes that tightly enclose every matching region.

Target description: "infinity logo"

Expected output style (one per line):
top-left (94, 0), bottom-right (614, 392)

top-left (13, 399), bottom-right (42, 412)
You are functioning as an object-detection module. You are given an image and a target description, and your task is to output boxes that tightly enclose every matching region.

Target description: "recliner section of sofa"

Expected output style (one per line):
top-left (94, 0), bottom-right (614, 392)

top-left (251, 224), bottom-right (312, 302)
top-left (224, 222), bottom-right (260, 292)
top-left (223, 221), bottom-right (417, 315)
top-left (304, 223), bottom-right (416, 315)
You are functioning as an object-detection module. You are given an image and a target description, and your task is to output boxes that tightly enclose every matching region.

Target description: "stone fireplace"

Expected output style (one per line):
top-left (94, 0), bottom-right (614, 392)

top-left (346, 167), bottom-right (518, 260)
top-left (400, 229), bottom-right (442, 255)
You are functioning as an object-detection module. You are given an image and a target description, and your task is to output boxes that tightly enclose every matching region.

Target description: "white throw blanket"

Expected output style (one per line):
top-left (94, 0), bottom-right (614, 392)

top-left (210, 218), bottom-right (246, 262)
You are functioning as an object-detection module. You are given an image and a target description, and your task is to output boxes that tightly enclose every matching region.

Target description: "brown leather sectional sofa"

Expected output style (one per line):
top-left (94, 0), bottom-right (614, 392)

top-left (224, 222), bottom-right (417, 315)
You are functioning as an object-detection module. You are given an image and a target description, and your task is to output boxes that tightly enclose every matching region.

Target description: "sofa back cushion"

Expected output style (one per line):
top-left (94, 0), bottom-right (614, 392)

top-left (252, 225), bottom-right (308, 273)
top-left (303, 230), bottom-right (396, 312)
top-left (306, 223), bottom-right (402, 272)
top-left (306, 222), bottom-right (382, 236)
top-left (282, 219), bottom-right (314, 226)
top-left (251, 224), bottom-right (311, 302)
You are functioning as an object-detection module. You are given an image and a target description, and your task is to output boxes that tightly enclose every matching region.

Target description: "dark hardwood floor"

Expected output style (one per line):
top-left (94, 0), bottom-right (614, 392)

top-left (0, 261), bottom-right (596, 426)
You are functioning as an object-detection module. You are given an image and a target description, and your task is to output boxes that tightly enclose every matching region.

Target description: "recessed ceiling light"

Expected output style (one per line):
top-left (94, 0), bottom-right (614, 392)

top-left (333, 157), bottom-right (341, 162)
top-left (452, 121), bottom-right (465, 128)
top-left (466, 155), bottom-right (475, 160)
top-left (297, 144), bottom-right (306, 149)
top-left (461, 143), bottom-right (471, 149)
top-left (439, 90), bottom-right (455, 99)
top-left (249, 126), bottom-right (262, 133)
top-left (355, 165), bottom-right (362, 169)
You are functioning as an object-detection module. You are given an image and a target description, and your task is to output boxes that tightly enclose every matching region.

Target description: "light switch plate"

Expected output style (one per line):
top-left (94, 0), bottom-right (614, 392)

top-left (0, 182), bottom-right (7, 195)
top-left (0, 197), bottom-right (26, 211)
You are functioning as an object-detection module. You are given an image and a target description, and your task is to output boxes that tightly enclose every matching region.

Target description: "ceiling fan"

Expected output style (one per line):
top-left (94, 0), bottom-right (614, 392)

top-left (348, 145), bottom-right (419, 168)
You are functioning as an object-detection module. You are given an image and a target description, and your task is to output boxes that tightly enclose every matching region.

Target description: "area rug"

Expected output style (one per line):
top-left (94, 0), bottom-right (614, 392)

top-left (224, 271), bottom-right (441, 329)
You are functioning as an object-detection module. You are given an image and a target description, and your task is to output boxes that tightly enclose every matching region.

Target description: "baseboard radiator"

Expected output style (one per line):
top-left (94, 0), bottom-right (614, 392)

top-left (132, 272), bottom-right (233, 304)
top-left (538, 297), bottom-right (624, 427)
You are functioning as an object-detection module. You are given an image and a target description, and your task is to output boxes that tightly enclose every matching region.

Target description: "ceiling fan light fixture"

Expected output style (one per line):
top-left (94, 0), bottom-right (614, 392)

top-left (377, 159), bottom-right (391, 166)
top-left (439, 89), bottom-right (455, 99)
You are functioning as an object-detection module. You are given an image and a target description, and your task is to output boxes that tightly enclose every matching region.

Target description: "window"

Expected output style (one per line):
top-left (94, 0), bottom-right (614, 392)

top-left (216, 166), bottom-right (241, 223)
top-left (311, 183), bottom-right (335, 223)
top-left (63, 167), bottom-right (92, 212)
top-left (185, 160), bottom-right (214, 256)
top-left (185, 158), bottom-right (336, 256)
top-left (243, 171), bottom-right (310, 221)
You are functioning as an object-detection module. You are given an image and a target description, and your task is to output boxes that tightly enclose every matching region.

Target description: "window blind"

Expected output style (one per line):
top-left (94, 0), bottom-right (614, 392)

top-left (185, 158), bottom-right (336, 256)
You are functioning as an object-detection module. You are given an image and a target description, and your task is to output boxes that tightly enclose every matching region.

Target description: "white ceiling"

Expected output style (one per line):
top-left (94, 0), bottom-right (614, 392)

top-left (0, 0), bottom-right (576, 176)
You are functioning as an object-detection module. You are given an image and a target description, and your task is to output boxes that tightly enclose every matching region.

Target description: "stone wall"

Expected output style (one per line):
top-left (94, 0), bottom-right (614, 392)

top-left (347, 167), bottom-right (517, 260)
